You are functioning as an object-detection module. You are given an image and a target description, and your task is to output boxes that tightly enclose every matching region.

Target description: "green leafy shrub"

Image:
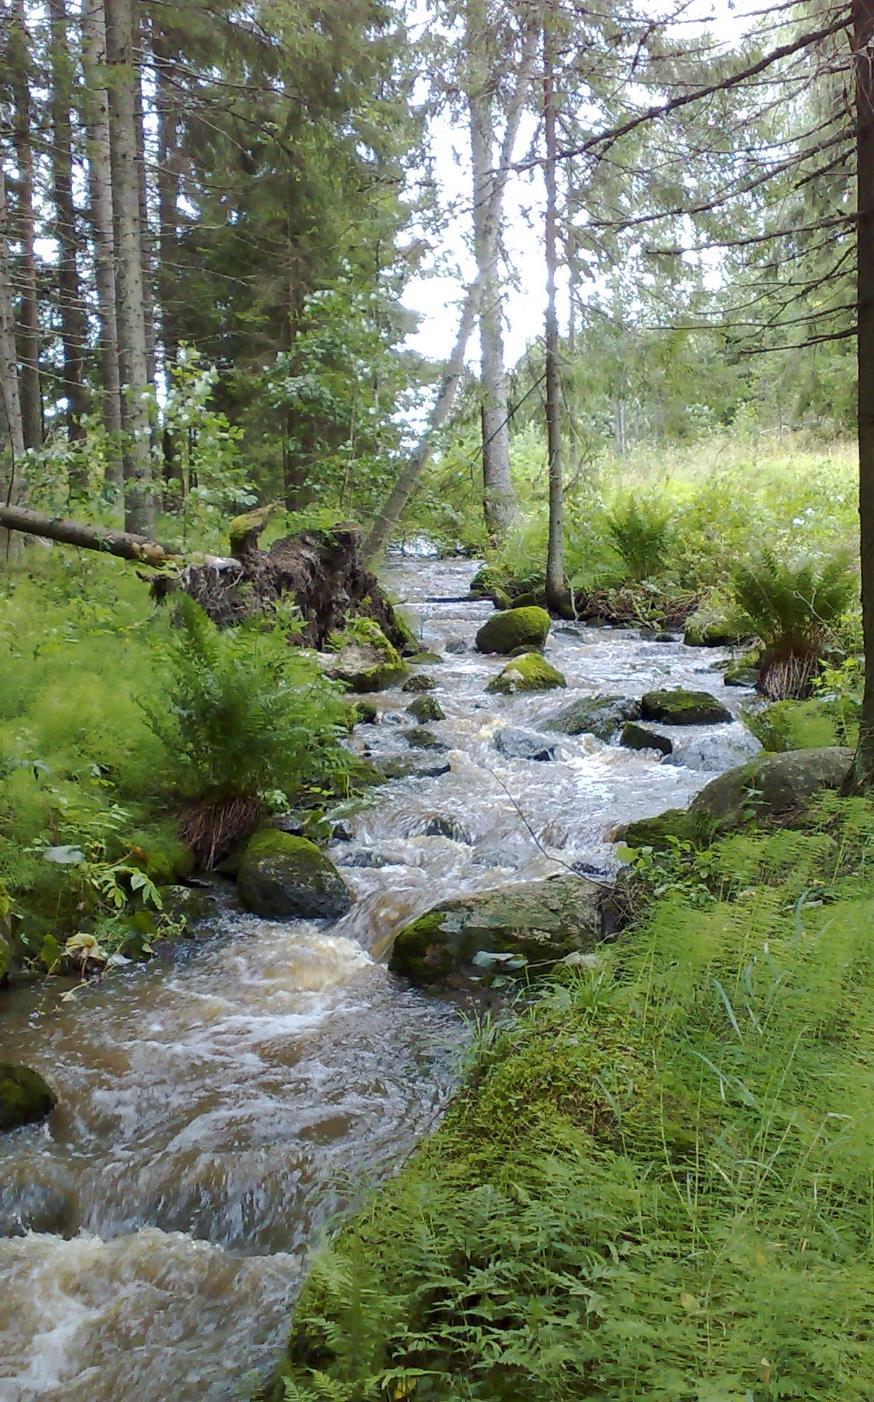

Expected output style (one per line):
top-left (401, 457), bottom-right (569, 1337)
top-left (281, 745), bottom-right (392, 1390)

top-left (605, 495), bottom-right (672, 581)
top-left (731, 549), bottom-right (857, 698)
top-left (145, 596), bottom-right (351, 864)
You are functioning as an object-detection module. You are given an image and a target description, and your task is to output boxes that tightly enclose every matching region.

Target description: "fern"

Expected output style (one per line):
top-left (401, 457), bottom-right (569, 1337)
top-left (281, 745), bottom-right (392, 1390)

top-left (605, 497), bottom-right (671, 582)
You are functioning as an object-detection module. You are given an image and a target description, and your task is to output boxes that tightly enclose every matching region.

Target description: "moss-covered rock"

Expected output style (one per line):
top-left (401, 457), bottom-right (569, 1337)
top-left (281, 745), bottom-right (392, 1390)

top-left (544, 694), bottom-right (641, 740)
top-left (616, 808), bottom-right (703, 851)
top-left (486, 653), bottom-right (566, 695)
top-left (0, 1064), bottom-right (56, 1133)
top-left (402, 673), bottom-right (436, 694)
top-left (620, 722), bottom-right (673, 757)
top-left (475, 606), bottom-right (551, 655)
top-left (494, 728), bottom-right (556, 762)
top-left (353, 699), bottom-right (379, 725)
top-left (389, 877), bottom-right (606, 987)
top-left (379, 755), bottom-right (452, 781)
top-left (469, 564), bottom-right (508, 602)
top-left (402, 726), bottom-right (449, 752)
top-left (406, 695), bottom-right (445, 723)
top-left (683, 610), bottom-right (749, 647)
top-left (641, 689), bottom-right (732, 725)
top-left (691, 747), bottom-right (852, 827)
top-left (326, 619), bottom-right (407, 693)
top-left (237, 830), bottom-right (352, 920)
top-left (724, 664), bottom-right (759, 688)
top-left (406, 651), bottom-right (443, 665)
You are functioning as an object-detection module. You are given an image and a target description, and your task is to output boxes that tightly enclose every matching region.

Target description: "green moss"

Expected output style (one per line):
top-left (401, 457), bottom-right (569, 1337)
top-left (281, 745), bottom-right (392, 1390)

top-left (475, 605), bottom-right (551, 655)
top-left (745, 697), bottom-right (859, 752)
top-left (237, 830), bottom-right (351, 920)
top-left (406, 695), bottom-right (445, 723)
top-left (0, 1063), bottom-right (56, 1132)
top-left (486, 652), bottom-right (566, 694)
top-left (641, 687), bottom-right (732, 724)
top-left (127, 820), bottom-right (193, 885)
top-left (327, 618), bottom-right (407, 692)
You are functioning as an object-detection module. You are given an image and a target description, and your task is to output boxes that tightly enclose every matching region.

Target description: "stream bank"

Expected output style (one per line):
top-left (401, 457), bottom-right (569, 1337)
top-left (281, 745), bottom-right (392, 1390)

top-left (0, 553), bottom-right (761, 1401)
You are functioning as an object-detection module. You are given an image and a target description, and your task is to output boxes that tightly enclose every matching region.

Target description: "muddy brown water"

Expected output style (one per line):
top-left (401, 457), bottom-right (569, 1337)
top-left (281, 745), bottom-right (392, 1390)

top-left (0, 554), bottom-right (759, 1401)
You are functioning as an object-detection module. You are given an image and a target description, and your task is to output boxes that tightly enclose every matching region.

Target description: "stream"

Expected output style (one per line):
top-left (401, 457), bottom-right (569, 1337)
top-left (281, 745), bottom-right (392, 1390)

top-left (0, 554), bottom-right (760, 1401)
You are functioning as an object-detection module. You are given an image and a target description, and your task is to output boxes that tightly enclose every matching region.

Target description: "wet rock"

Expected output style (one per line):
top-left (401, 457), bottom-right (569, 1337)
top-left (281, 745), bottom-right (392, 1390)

top-left (511, 589), bottom-right (547, 608)
top-left (160, 883), bottom-right (221, 925)
top-left (353, 699), bottom-right (379, 724)
top-left (641, 688), bottom-right (732, 725)
top-left (0, 1168), bottom-right (77, 1237)
top-left (620, 722), bottom-right (673, 757)
top-left (545, 694), bottom-right (641, 740)
top-left (389, 876), bottom-right (607, 987)
top-left (683, 610), bottom-right (750, 647)
top-left (615, 809), bottom-right (700, 851)
top-left (406, 650), bottom-right (443, 665)
top-left (724, 664), bottom-right (759, 688)
top-left (337, 850), bottom-right (395, 869)
top-left (0, 1064), bottom-right (56, 1133)
top-left (237, 830), bottom-right (352, 921)
top-left (494, 727), bottom-right (557, 762)
top-left (331, 821), bottom-right (355, 842)
top-left (475, 605), bottom-right (551, 655)
top-left (402, 726), bottom-right (449, 752)
top-left (402, 673), bottom-right (436, 693)
top-left (423, 815), bottom-right (472, 842)
top-left (653, 631), bottom-right (677, 643)
top-left (691, 747), bottom-right (852, 827)
top-left (380, 754), bottom-right (452, 781)
top-left (445, 637), bottom-right (467, 654)
top-left (325, 620), bottom-right (407, 693)
top-left (486, 653), bottom-right (566, 695)
top-left (406, 695), bottom-right (445, 723)
top-left (469, 563), bottom-right (506, 601)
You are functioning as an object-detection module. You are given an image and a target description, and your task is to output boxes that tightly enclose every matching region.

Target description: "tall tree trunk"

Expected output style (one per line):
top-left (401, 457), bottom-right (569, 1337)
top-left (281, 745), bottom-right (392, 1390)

top-left (82, 0), bottom-right (123, 478)
top-left (49, 0), bottom-right (88, 446)
top-left (10, 0), bottom-right (42, 451)
top-left (105, 0), bottom-right (155, 534)
top-left (133, 35), bottom-right (157, 393)
top-left (543, 15), bottom-right (570, 617)
top-left (851, 0), bottom-right (874, 786)
top-left (467, 0), bottom-right (516, 542)
top-left (153, 21), bottom-right (181, 492)
top-left (0, 167), bottom-right (26, 559)
top-left (363, 20), bottom-right (538, 564)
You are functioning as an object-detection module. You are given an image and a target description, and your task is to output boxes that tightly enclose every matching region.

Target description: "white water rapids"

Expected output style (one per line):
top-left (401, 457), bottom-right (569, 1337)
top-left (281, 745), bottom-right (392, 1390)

top-left (0, 555), bottom-right (759, 1401)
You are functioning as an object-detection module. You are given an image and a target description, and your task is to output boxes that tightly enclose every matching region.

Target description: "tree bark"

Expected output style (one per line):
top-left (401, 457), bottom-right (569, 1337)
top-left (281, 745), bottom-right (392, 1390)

top-left (105, 0), bottom-right (156, 534)
top-left (82, 0), bottom-right (124, 476)
top-left (850, 0), bottom-right (874, 787)
top-left (363, 19), bottom-right (538, 564)
top-left (10, 0), bottom-right (42, 451)
top-left (134, 33), bottom-right (157, 394)
top-left (543, 15), bottom-right (570, 617)
top-left (0, 166), bottom-right (26, 526)
top-left (49, 0), bottom-right (89, 445)
top-left (467, 0), bottom-right (516, 542)
top-left (0, 501), bottom-right (173, 563)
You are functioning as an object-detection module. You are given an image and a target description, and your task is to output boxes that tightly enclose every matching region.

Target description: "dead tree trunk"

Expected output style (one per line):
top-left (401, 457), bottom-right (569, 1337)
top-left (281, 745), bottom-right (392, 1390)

top-left (49, 0), bottom-right (88, 445)
top-left (0, 167), bottom-right (26, 550)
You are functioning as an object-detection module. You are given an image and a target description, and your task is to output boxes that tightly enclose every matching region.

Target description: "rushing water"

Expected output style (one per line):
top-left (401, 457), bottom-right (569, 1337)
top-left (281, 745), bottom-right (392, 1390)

top-left (0, 555), bottom-right (759, 1401)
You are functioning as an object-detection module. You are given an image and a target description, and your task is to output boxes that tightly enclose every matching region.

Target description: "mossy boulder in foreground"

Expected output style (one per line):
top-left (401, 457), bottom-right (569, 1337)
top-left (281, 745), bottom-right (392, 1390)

top-left (486, 653), bottom-right (566, 695)
top-left (641, 688), bottom-right (732, 725)
top-left (325, 619), bottom-right (407, 693)
top-left (545, 694), bottom-right (641, 740)
top-left (389, 876), bottom-right (606, 987)
top-left (475, 606), bottom-right (551, 655)
top-left (0, 1064), bottom-right (56, 1133)
top-left (237, 830), bottom-right (352, 920)
top-left (691, 746), bottom-right (852, 826)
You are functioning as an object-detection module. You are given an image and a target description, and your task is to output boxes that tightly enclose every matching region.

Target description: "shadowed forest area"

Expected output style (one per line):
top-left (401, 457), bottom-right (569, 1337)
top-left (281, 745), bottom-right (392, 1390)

top-left (2, 2), bottom-right (874, 1399)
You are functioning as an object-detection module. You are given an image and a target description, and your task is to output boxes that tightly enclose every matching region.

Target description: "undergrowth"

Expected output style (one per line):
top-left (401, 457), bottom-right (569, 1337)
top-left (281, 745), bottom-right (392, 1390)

top-left (274, 793), bottom-right (874, 1401)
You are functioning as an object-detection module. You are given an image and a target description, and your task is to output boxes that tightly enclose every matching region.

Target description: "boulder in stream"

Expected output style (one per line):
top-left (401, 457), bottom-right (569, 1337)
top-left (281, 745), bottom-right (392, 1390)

top-left (475, 606), bottom-right (551, 655)
top-left (380, 754), bottom-right (452, 781)
top-left (0, 1063), bottom-right (56, 1133)
top-left (324, 620), bottom-right (407, 693)
top-left (406, 695), bottom-right (445, 723)
top-left (486, 653), bottom-right (566, 695)
top-left (402, 673), bottom-right (436, 693)
top-left (237, 831), bottom-right (352, 920)
top-left (402, 726), bottom-right (449, 752)
top-left (494, 727), bottom-right (556, 762)
top-left (691, 746), bottom-right (852, 826)
top-left (641, 688), bottom-right (732, 725)
top-left (545, 694), bottom-right (641, 740)
top-left (389, 876), bottom-right (607, 987)
top-left (620, 722), bottom-right (673, 757)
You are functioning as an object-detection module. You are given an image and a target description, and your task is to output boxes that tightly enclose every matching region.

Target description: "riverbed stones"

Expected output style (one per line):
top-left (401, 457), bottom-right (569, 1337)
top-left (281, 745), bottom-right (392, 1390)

top-left (475, 605), bottom-right (551, 655)
top-left (402, 673), bottom-right (436, 693)
top-left (0, 1064), bottom-right (56, 1133)
top-left (325, 620), bottom-right (407, 693)
top-left (494, 727), bottom-right (556, 762)
top-left (237, 831), bottom-right (352, 920)
top-left (406, 695), bottom-right (445, 723)
top-left (389, 876), bottom-right (606, 987)
top-left (486, 653), bottom-right (566, 695)
top-left (401, 726), bottom-right (449, 752)
top-left (423, 815), bottom-right (472, 842)
top-left (380, 754), bottom-right (452, 780)
top-left (545, 694), bottom-right (641, 740)
top-left (620, 722), bottom-right (673, 757)
top-left (445, 637), bottom-right (466, 654)
top-left (641, 688), bottom-right (732, 725)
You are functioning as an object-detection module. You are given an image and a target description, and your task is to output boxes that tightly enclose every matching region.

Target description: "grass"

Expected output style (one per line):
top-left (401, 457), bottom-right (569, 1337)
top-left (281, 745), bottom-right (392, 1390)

top-left (272, 792), bottom-right (874, 1401)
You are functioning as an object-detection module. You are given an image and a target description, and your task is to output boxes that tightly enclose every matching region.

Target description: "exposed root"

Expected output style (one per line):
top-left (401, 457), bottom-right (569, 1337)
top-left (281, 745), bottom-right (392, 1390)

top-left (758, 649), bottom-right (818, 700)
top-left (179, 795), bottom-right (262, 869)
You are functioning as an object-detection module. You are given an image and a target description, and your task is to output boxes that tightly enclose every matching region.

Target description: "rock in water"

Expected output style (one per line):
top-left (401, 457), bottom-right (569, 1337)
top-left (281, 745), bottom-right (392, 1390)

top-left (401, 726), bottom-right (449, 752)
top-left (620, 722), bottom-right (673, 756)
top-left (691, 747), bottom-right (852, 826)
top-left (402, 673), bottom-right (436, 693)
top-left (494, 728), bottom-right (557, 762)
top-left (237, 831), bottom-right (352, 920)
top-left (641, 689), bottom-right (732, 725)
top-left (486, 653), bottom-right (566, 695)
top-left (475, 606), bottom-right (551, 655)
top-left (545, 694), bottom-right (641, 740)
top-left (0, 1064), bottom-right (56, 1133)
top-left (325, 620), bottom-right (407, 693)
top-left (406, 695), bottom-right (445, 723)
top-left (389, 877), bottom-right (606, 987)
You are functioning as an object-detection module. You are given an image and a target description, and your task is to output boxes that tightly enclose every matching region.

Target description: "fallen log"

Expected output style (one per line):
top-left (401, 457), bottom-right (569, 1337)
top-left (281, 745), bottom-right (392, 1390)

top-left (0, 502), bottom-right (415, 653)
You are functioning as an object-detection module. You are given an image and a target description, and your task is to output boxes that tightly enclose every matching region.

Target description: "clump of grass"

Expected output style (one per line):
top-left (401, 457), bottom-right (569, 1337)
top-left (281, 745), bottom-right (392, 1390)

top-left (273, 794), bottom-right (874, 1401)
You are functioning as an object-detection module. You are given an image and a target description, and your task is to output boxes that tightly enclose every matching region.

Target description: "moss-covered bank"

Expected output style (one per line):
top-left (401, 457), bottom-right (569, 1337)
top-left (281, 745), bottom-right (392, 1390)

top-left (265, 792), bottom-right (874, 1400)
